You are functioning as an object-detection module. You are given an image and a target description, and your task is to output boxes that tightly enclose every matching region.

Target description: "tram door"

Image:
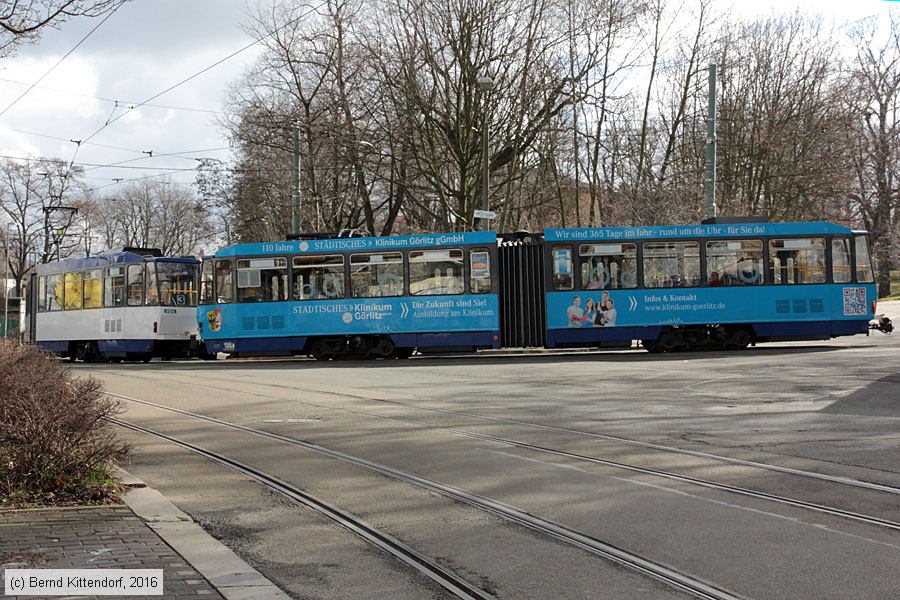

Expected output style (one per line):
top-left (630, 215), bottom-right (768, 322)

top-left (23, 274), bottom-right (37, 342)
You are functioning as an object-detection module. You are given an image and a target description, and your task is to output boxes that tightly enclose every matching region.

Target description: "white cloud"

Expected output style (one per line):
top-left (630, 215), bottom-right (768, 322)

top-left (0, 124), bottom-right (43, 158)
top-left (0, 0), bottom-right (252, 190)
top-left (0, 55), bottom-right (103, 122)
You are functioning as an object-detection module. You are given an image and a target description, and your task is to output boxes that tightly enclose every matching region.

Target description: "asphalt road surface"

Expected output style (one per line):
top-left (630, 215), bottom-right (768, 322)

top-left (76, 302), bottom-right (900, 600)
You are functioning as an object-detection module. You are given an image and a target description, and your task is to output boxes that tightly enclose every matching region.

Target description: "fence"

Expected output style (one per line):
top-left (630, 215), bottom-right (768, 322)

top-left (1, 317), bottom-right (18, 339)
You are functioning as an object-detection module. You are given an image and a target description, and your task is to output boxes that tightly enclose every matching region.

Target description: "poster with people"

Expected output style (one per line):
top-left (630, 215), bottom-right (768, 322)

top-left (565, 291), bottom-right (618, 328)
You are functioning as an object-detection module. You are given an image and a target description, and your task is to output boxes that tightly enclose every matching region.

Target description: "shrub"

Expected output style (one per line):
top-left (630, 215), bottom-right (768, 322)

top-left (0, 340), bottom-right (128, 505)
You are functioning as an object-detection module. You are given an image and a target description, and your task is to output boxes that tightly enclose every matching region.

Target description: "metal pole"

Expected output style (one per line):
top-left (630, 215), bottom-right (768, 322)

top-left (3, 224), bottom-right (10, 340)
top-left (481, 108), bottom-right (489, 231)
top-left (42, 208), bottom-right (50, 263)
top-left (704, 63), bottom-right (717, 220)
top-left (291, 124), bottom-right (302, 236)
top-left (476, 76), bottom-right (494, 231)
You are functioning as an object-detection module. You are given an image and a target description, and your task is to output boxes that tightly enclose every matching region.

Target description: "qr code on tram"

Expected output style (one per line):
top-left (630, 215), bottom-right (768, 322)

top-left (842, 287), bottom-right (868, 316)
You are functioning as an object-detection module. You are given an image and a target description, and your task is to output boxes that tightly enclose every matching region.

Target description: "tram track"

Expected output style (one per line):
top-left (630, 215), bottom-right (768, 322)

top-left (111, 418), bottom-right (496, 600)
top-left (102, 368), bottom-right (900, 496)
top-left (108, 389), bottom-right (900, 535)
top-left (111, 396), bottom-right (745, 600)
top-left (185, 371), bottom-right (900, 494)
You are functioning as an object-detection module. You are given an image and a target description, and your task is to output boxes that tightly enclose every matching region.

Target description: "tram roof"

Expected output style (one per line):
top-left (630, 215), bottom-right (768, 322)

top-left (36, 252), bottom-right (198, 275)
top-left (215, 230), bottom-right (497, 258)
top-left (544, 221), bottom-right (852, 242)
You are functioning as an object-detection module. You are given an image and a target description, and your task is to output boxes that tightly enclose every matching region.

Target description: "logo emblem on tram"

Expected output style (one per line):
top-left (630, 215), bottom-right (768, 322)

top-left (207, 309), bottom-right (223, 332)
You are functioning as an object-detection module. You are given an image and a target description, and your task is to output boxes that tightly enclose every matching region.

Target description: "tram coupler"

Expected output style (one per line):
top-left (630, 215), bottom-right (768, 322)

top-left (870, 315), bottom-right (893, 334)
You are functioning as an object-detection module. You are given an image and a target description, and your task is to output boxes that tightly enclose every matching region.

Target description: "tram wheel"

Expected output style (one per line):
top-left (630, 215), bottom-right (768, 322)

top-left (371, 337), bottom-right (396, 359)
top-left (641, 340), bottom-right (661, 353)
top-left (75, 343), bottom-right (89, 363)
top-left (657, 330), bottom-right (682, 352)
top-left (79, 342), bottom-right (100, 363)
top-left (309, 340), bottom-right (333, 361)
top-left (725, 328), bottom-right (753, 350)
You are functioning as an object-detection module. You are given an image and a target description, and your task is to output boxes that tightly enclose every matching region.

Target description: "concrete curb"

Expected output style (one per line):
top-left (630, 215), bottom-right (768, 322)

top-left (114, 466), bottom-right (291, 600)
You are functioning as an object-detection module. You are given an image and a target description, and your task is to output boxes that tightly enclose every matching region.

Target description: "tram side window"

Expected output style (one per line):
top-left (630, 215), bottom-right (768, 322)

top-left (63, 272), bottom-right (83, 310)
top-left (705, 240), bottom-right (763, 286)
top-left (293, 255), bottom-right (345, 300)
top-left (769, 238), bottom-right (825, 284)
top-left (127, 264), bottom-right (144, 306)
top-left (579, 243), bottom-right (637, 289)
top-left (854, 235), bottom-right (875, 283)
top-left (46, 274), bottom-right (62, 311)
top-left (237, 257), bottom-right (288, 303)
top-left (552, 246), bottom-right (574, 290)
top-left (642, 242), bottom-right (701, 288)
top-left (82, 269), bottom-right (102, 309)
top-left (105, 267), bottom-right (126, 307)
top-left (350, 252), bottom-right (403, 298)
top-left (215, 260), bottom-right (234, 304)
top-left (470, 249), bottom-right (492, 294)
top-left (199, 260), bottom-right (214, 305)
top-left (832, 238), bottom-right (851, 283)
top-left (409, 249), bottom-right (464, 295)
top-left (37, 276), bottom-right (46, 313)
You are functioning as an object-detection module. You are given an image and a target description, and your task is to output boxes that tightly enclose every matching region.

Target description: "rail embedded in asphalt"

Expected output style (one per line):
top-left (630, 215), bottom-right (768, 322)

top-left (111, 397), bottom-right (744, 600)
top-left (112, 418), bottom-right (496, 600)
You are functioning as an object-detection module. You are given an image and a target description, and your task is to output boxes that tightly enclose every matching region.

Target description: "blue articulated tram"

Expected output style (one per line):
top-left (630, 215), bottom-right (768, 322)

top-left (535, 220), bottom-right (878, 352)
top-left (198, 219), bottom-right (881, 359)
top-left (198, 231), bottom-right (500, 359)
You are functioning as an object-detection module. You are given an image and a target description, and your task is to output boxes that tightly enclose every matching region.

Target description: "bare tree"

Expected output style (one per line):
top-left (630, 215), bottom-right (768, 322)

top-left (87, 180), bottom-right (211, 255)
top-left (0, 0), bottom-right (124, 57)
top-left (218, 0), bottom-right (888, 241)
top-left (845, 14), bottom-right (900, 297)
top-left (0, 158), bottom-right (84, 291)
top-left (713, 13), bottom-right (852, 222)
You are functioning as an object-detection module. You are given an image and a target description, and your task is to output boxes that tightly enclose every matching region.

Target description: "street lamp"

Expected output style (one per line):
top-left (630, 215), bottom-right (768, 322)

top-left (476, 76), bottom-right (494, 231)
top-left (3, 223), bottom-right (10, 340)
top-left (42, 205), bottom-right (79, 263)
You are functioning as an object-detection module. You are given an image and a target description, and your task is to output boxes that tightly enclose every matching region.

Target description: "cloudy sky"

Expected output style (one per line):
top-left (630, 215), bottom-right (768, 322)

top-left (0, 0), bottom-right (896, 197)
top-left (0, 0), bottom-right (260, 194)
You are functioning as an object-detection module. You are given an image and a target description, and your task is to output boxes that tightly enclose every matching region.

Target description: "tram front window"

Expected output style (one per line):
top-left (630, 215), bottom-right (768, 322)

top-left (153, 261), bottom-right (199, 307)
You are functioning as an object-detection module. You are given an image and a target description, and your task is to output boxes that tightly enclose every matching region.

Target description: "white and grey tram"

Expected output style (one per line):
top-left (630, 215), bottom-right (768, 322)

top-left (25, 248), bottom-right (200, 362)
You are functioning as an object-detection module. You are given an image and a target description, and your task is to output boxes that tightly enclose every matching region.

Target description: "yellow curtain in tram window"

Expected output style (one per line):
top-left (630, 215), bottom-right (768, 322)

top-left (50, 277), bottom-right (63, 310)
top-left (64, 272), bottom-right (83, 310)
top-left (83, 272), bottom-right (102, 308)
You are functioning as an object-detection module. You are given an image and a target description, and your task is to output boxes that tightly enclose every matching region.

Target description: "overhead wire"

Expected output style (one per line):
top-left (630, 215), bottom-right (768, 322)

top-left (9, 127), bottom-right (145, 154)
top-left (33, 0), bottom-right (330, 198)
top-left (81, 146), bottom-right (232, 172)
top-left (75, 0), bottom-right (331, 148)
top-left (0, 77), bottom-right (224, 114)
top-left (0, 3), bottom-right (125, 119)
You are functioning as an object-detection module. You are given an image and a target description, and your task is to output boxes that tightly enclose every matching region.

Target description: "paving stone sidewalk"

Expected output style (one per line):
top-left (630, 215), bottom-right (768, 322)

top-left (0, 505), bottom-right (223, 599)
